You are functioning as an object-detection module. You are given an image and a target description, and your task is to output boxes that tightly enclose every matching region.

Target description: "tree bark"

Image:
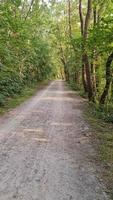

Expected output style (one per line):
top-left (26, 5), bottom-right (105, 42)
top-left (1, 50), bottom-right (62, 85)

top-left (79, 0), bottom-right (84, 36)
top-left (79, 0), bottom-right (93, 100)
top-left (93, 8), bottom-right (97, 26)
top-left (79, 0), bottom-right (88, 92)
top-left (90, 7), bottom-right (97, 99)
top-left (67, 0), bottom-right (72, 39)
top-left (91, 62), bottom-right (96, 93)
top-left (83, 53), bottom-right (93, 100)
top-left (83, 0), bottom-right (93, 98)
top-left (59, 41), bottom-right (69, 81)
top-left (100, 53), bottom-right (113, 104)
top-left (82, 67), bottom-right (88, 92)
top-left (84, 0), bottom-right (92, 39)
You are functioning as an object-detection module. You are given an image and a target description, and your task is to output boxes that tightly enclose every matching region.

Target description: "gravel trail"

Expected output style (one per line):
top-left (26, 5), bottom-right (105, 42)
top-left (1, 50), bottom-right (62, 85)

top-left (0, 81), bottom-right (108, 200)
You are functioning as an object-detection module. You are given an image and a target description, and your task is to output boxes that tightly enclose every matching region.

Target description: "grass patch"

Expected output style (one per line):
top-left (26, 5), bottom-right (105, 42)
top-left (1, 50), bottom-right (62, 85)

top-left (0, 80), bottom-right (49, 115)
top-left (84, 104), bottom-right (113, 198)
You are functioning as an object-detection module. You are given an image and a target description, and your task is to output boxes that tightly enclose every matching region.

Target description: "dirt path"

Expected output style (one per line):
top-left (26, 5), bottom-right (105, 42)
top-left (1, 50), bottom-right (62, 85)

top-left (0, 81), bottom-right (108, 200)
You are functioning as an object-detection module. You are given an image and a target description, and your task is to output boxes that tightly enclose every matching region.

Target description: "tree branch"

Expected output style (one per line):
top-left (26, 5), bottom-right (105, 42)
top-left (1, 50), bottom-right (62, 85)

top-left (25, 0), bottom-right (35, 21)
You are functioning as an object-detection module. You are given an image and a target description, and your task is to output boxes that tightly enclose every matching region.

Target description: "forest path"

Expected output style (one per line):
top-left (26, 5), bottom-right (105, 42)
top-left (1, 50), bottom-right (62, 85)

top-left (0, 80), bottom-right (108, 200)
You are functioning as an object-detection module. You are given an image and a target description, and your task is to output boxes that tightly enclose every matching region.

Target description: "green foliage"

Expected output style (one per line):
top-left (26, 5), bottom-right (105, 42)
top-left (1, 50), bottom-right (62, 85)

top-left (89, 102), bottom-right (113, 123)
top-left (1, 0), bottom-right (113, 108)
top-left (0, 80), bottom-right (49, 114)
top-left (0, 0), bottom-right (58, 106)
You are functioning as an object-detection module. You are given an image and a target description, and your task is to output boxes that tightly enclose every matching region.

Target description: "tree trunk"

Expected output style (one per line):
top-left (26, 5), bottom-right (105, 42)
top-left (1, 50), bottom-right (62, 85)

top-left (67, 0), bottom-right (72, 39)
top-left (84, 0), bottom-right (92, 39)
top-left (82, 59), bottom-right (88, 92)
top-left (90, 7), bottom-right (97, 99)
top-left (64, 67), bottom-right (69, 81)
top-left (79, 0), bottom-right (84, 36)
top-left (100, 52), bottom-right (113, 104)
top-left (79, 0), bottom-right (93, 100)
top-left (74, 71), bottom-right (80, 85)
top-left (91, 62), bottom-right (96, 95)
top-left (83, 53), bottom-right (93, 100)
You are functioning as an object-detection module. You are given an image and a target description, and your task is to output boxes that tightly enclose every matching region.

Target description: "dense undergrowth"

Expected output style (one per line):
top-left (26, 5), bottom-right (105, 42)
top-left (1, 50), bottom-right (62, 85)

top-left (0, 1), bottom-right (59, 108)
top-left (69, 79), bottom-right (113, 123)
top-left (89, 103), bottom-right (113, 123)
top-left (0, 80), bottom-right (49, 114)
top-left (0, 69), bottom-right (24, 106)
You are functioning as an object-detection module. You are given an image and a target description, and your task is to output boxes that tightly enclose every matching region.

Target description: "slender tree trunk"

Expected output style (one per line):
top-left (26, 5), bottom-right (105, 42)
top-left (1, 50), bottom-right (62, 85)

top-left (89, 7), bottom-right (98, 101)
top-left (91, 62), bottom-right (96, 95)
top-left (83, 0), bottom-right (93, 100)
top-left (79, 0), bottom-right (93, 100)
top-left (74, 71), bottom-right (80, 85)
top-left (63, 66), bottom-right (69, 81)
top-left (79, 0), bottom-right (88, 92)
top-left (84, 0), bottom-right (92, 39)
top-left (57, 25), bottom-right (69, 81)
top-left (82, 58), bottom-right (88, 92)
top-left (100, 53), bottom-right (113, 104)
top-left (83, 53), bottom-right (93, 100)
top-left (93, 8), bottom-right (97, 26)
top-left (60, 67), bottom-right (64, 80)
top-left (67, 0), bottom-right (76, 52)
top-left (67, 0), bottom-right (72, 39)
top-left (79, 0), bottom-right (84, 36)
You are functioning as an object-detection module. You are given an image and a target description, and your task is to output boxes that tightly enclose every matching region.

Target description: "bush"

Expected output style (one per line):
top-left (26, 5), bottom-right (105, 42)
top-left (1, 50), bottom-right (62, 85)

top-left (89, 103), bottom-right (113, 123)
top-left (0, 94), bottom-right (6, 106)
top-left (0, 69), bottom-right (24, 105)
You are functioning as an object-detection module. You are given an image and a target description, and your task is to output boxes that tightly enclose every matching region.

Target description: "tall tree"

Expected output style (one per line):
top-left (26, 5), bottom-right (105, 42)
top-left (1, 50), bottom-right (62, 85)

top-left (79, 0), bottom-right (93, 101)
